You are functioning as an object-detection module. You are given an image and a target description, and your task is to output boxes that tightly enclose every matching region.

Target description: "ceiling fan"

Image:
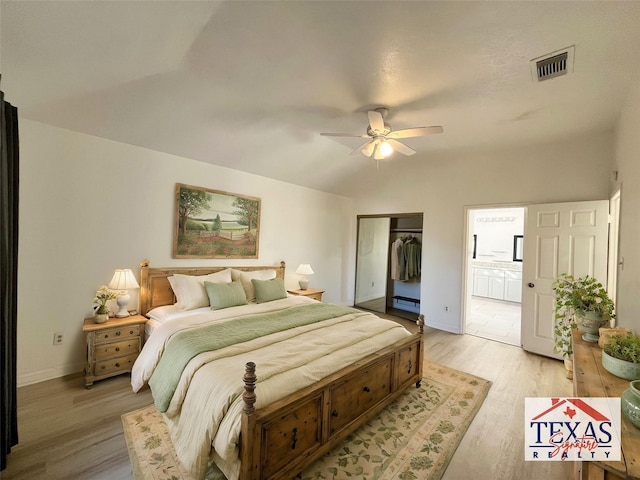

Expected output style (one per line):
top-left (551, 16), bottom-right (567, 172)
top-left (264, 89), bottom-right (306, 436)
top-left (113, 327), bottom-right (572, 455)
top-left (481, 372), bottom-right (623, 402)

top-left (320, 107), bottom-right (443, 160)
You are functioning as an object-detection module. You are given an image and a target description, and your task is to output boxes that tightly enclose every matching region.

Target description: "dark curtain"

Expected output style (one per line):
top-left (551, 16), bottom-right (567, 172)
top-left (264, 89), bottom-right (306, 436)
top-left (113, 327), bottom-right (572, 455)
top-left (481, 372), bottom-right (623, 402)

top-left (0, 90), bottom-right (19, 471)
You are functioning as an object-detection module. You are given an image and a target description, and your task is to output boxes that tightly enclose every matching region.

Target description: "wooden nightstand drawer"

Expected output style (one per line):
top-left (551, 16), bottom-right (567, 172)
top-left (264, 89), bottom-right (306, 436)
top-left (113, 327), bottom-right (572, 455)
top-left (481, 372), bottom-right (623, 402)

top-left (93, 353), bottom-right (139, 376)
top-left (94, 338), bottom-right (140, 360)
top-left (83, 314), bottom-right (147, 388)
top-left (94, 324), bottom-right (141, 344)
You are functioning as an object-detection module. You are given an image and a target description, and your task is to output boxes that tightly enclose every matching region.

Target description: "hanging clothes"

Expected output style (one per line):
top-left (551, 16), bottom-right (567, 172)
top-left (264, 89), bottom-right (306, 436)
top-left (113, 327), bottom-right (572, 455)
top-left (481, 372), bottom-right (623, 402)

top-left (390, 235), bottom-right (422, 281)
top-left (390, 237), bottom-right (404, 280)
top-left (403, 236), bottom-right (421, 280)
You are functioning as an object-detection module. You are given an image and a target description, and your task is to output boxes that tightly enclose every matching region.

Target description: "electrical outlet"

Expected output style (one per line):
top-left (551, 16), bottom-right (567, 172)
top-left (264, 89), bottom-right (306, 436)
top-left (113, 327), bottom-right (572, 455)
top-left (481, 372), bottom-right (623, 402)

top-left (444, 305), bottom-right (449, 312)
top-left (53, 332), bottom-right (63, 345)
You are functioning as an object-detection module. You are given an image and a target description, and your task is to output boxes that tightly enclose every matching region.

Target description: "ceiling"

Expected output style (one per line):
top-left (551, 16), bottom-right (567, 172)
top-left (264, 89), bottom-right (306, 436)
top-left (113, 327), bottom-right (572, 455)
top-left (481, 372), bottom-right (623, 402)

top-left (2, 1), bottom-right (640, 196)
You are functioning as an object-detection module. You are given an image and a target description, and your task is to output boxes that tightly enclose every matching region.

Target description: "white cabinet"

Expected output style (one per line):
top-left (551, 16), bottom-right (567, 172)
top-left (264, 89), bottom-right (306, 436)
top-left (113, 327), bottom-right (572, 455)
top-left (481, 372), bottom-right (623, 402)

top-left (488, 275), bottom-right (505, 300)
top-left (473, 273), bottom-right (489, 297)
top-left (473, 268), bottom-right (503, 299)
top-left (473, 267), bottom-right (522, 303)
top-left (504, 271), bottom-right (523, 303)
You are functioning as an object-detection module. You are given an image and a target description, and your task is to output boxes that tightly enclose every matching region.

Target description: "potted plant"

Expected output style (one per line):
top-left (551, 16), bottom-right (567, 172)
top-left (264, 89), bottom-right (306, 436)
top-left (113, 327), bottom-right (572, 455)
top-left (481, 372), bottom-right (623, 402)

top-left (93, 285), bottom-right (118, 323)
top-left (602, 333), bottom-right (640, 380)
top-left (553, 274), bottom-right (615, 344)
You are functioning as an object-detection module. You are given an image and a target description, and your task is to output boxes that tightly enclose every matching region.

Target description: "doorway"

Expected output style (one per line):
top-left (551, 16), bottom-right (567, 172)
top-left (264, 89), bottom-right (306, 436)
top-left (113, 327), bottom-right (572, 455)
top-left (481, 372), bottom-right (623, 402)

top-left (464, 206), bottom-right (525, 347)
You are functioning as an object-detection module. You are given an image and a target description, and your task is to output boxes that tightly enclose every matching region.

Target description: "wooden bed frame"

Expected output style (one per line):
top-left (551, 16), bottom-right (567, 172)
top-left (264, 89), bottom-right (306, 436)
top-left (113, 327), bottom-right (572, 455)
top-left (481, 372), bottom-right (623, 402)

top-left (139, 259), bottom-right (424, 480)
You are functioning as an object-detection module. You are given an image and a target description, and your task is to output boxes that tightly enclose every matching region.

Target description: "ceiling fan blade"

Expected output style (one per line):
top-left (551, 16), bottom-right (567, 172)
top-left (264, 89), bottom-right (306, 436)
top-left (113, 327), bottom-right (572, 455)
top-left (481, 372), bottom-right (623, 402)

top-left (351, 140), bottom-right (374, 157)
top-left (367, 110), bottom-right (385, 134)
top-left (387, 126), bottom-right (444, 139)
top-left (387, 139), bottom-right (416, 156)
top-left (320, 132), bottom-right (369, 138)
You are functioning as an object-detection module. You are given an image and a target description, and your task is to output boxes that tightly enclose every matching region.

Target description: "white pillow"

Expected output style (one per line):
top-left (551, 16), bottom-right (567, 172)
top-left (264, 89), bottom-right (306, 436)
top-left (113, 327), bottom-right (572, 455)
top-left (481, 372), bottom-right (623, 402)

top-left (171, 269), bottom-right (233, 310)
top-left (231, 269), bottom-right (277, 302)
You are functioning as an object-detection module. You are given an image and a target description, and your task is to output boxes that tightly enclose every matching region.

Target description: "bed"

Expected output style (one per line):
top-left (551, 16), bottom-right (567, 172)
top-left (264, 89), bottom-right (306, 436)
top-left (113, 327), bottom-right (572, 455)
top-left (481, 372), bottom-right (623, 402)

top-left (131, 259), bottom-right (424, 480)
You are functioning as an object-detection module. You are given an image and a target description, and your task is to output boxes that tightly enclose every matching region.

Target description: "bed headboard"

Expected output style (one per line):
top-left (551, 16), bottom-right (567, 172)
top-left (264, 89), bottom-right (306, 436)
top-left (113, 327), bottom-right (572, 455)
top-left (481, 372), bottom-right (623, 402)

top-left (138, 259), bottom-right (286, 316)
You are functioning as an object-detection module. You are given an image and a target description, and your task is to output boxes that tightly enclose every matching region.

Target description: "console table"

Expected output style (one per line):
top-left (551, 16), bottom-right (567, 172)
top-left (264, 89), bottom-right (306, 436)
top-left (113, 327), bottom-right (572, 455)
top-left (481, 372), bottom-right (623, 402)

top-left (572, 329), bottom-right (640, 479)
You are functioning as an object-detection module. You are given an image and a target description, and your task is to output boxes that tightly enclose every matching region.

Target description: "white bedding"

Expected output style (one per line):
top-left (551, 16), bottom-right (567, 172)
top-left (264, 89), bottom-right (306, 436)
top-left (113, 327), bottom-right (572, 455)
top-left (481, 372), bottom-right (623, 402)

top-left (144, 305), bottom-right (211, 340)
top-left (131, 296), bottom-right (412, 480)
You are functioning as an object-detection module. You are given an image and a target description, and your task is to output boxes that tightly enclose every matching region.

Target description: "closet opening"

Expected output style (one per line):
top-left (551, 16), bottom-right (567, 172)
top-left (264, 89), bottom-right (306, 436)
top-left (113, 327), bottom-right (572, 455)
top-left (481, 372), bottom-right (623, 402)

top-left (354, 213), bottom-right (423, 321)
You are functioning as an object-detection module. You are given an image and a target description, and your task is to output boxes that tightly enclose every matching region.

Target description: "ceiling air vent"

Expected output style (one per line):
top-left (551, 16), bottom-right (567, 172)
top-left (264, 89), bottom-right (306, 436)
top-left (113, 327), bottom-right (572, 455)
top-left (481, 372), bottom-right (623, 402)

top-left (530, 46), bottom-right (575, 82)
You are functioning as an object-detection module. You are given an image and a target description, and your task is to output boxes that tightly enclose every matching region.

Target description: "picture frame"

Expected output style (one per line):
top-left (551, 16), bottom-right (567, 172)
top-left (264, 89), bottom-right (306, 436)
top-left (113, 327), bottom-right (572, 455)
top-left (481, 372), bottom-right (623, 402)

top-left (173, 183), bottom-right (261, 259)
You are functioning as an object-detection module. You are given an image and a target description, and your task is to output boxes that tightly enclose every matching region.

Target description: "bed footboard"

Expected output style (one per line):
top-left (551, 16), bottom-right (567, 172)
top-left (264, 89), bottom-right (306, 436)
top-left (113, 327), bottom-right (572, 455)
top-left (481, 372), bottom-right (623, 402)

top-left (239, 330), bottom-right (424, 480)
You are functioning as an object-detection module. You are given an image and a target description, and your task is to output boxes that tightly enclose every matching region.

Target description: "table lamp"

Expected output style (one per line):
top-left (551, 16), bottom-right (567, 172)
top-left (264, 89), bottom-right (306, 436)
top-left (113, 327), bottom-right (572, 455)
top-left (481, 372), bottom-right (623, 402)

top-left (108, 268), bottom-right (140, 317)
top-left (296, 264), bottom-right (314, 290)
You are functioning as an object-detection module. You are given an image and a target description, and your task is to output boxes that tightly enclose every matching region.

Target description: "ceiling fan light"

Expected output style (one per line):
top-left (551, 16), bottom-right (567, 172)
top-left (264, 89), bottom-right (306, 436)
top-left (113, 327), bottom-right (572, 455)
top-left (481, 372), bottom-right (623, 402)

top-left (379, 140), bottom-right (393, 157)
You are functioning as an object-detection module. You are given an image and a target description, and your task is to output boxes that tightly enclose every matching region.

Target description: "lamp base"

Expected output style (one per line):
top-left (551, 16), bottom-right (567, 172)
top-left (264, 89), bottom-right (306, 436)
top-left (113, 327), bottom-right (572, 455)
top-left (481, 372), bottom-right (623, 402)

top-left (298, 279), bottom-right (309, 290)
top-left (115, 293), bottom-right (131, 318)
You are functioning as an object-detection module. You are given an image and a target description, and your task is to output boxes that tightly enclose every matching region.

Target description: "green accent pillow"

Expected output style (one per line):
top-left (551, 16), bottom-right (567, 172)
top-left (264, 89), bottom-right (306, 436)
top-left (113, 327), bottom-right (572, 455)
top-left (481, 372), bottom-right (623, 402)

top-left (204, 280), bottom-right (248, 310)
top-left (252, 277), bottom-right (287, 303)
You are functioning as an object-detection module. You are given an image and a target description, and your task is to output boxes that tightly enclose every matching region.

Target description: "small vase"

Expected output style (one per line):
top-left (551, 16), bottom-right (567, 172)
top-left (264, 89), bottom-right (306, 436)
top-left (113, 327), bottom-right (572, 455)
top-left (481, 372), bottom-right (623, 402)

top-left (94, 308), bottom-right (109, 324)
top-left (576, 310), bottom-right (608, 343)
top-left (622, 380), bottom-right (640, 428)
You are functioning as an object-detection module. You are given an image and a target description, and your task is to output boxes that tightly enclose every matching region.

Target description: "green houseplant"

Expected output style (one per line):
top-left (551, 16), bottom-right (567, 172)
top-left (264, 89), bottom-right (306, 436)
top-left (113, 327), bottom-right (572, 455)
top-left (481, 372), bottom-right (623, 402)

top-left (602, 333), bottom-right (640, 380)
top-left (553, 274), bottom-right (615, 357)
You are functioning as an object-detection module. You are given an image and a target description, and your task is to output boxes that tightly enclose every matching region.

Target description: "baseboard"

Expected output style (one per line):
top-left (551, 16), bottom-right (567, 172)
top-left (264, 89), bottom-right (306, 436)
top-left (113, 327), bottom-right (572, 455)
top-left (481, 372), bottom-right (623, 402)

top-left (17, 362), bottom-right (84, 387)
top-left (425, 318), bottom-right (461, 334)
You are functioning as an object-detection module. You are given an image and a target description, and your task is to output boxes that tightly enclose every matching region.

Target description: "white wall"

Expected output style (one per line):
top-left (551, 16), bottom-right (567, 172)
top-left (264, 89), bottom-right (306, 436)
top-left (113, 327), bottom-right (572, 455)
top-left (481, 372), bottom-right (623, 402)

top-left (613, 81), bottom-right (640, 332)
top-left (472, 208), bottom-right (525, 263)
top-left (351, 133), bottom-right (614, 333)
top-left (18, 108), bottom-right (635, 385)
top-left (17, 119), bottom-right (353, 386)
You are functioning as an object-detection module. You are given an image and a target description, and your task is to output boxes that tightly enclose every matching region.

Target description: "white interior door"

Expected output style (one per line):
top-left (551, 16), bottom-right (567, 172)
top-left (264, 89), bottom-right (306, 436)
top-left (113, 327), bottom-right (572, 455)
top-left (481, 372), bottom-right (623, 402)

top-left (521, 200), bottom-right (609, 359)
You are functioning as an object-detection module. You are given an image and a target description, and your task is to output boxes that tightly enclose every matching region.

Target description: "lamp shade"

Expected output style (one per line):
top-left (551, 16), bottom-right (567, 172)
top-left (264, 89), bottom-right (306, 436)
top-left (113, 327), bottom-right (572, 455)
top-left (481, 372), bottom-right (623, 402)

top-left (108, 269), bottom-right (139, 318)
top-left (296, 264), bottom-right (314, 290)
top-left (108, 269), bottom-right (140, 290)
top-left (296, 264), bottom-right (314, 276)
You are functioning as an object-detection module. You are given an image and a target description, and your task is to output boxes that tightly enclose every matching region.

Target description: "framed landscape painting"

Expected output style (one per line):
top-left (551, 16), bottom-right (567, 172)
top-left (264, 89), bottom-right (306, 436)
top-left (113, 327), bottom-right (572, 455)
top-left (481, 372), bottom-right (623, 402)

top-left (173, 183), bottom-right (261, 259)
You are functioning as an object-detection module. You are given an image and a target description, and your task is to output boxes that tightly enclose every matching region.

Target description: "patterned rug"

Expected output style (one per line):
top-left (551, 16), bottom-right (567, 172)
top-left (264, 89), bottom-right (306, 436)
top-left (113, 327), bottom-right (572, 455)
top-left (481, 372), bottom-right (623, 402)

top-left (121, 362), bottom-right (491, 480)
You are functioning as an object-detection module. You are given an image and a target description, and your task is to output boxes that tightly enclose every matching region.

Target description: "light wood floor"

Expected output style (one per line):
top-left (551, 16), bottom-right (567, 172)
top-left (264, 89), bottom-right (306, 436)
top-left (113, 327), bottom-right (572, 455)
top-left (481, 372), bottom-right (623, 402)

top-left (1, 316), bottom-right (572, 480)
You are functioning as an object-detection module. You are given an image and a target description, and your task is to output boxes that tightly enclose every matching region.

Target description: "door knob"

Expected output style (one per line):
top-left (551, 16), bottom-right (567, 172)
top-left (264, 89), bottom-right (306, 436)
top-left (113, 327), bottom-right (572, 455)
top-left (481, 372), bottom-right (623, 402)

top-left (528, 282), bottom-right (535, 288)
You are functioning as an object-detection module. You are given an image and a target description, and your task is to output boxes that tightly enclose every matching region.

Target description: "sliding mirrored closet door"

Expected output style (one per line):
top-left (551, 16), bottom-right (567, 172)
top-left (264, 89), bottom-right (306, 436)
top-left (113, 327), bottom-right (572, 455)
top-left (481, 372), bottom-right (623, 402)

top-left (355, 214), bottom-right (423, 318)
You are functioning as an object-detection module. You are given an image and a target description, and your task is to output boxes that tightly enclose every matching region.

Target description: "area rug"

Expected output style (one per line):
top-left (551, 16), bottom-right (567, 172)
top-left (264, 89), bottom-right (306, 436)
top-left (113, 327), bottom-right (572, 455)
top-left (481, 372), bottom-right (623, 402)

top-left (122, 362), bottom-right (491, 480)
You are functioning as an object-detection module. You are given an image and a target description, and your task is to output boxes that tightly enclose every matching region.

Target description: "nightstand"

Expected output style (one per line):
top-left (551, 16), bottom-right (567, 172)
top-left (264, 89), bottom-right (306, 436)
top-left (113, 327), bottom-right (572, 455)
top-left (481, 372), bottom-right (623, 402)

top-left (287, 288), bottom-right (324, 302)
top-left (83, 314), bottom-right (147, 388)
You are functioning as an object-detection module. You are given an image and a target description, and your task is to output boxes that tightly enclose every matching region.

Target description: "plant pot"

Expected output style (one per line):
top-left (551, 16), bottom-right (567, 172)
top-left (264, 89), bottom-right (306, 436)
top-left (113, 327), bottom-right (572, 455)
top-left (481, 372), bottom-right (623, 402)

top-left (622, 380), bottom-right (640, 428)
top-left (602, 350), bottom-right (640, 380)
top-left (94, 306), bottom-right (110, 324)
top-left (564, 357), bottom-right (573, 380)
top-left (576, 310), bottom-right (608, 343)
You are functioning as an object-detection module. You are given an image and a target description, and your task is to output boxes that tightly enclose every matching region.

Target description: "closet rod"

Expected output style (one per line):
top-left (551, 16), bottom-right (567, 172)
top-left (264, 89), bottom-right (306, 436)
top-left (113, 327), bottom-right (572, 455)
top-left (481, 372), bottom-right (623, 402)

top-left (391, 228), bottom-right (422, 233)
